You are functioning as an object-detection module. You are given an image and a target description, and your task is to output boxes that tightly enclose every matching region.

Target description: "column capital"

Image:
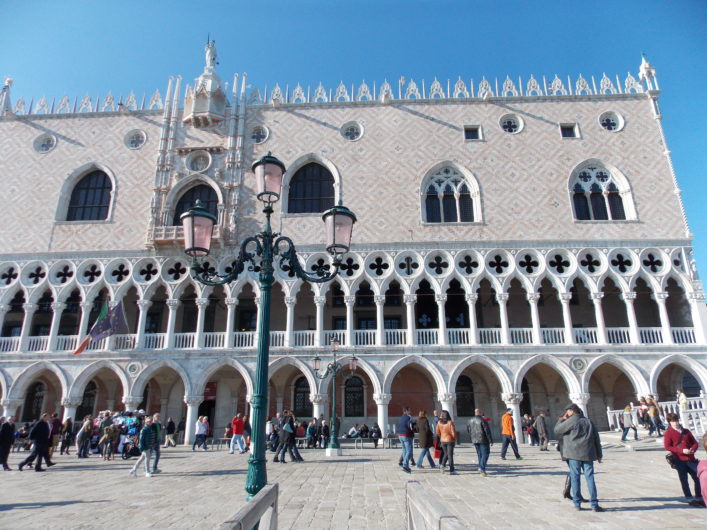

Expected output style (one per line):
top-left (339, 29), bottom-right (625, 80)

top-left (373, 393), bottom-right (392, 405)
top-left (254, 297), bottom-right (261, 306)
top-left (374, 295), bottom-right (386, 305)
top-left (51, 302), bottom-right (66, 312)
top-left (501, 392), bottom-right (523, 405)
top-left (559, 293), bottom-right (573, 303)
top-left (284, 296), bottom-right (296, 306)
top-left (308, 393), bottom-right (327, 404)
top-left (464, 293), bottom-right (478, 303)
top-left (435, 294), bottom-right (447, 303)
top-left (2, 398), bottom-right (24, 408)
top-left (437, 393), bottom-right (456, 404)
top-left (526, 292), bottom-right (540, 303)
top-left (495, 293), bottom-right (509, 303)
top-left (313, 296), bottom-right (326, 305)
top-left (590, 292), bottom-right (604, 301)
top-left (569, 393), bottom-right (591, 405)
top-left (403, 294), bottom-right (417, 304)
top-left (62, 398), bottom-right (83, 408)
top-left (194, 298), bottom-right (209, 307)
top-left (184, 395), bottom-right (204, 406)
top-left (22, 303), bottom-right (37, 313)
top-left (653, 292), bottom-right (669, 301)
top-left (344, 295), bottom-right (356, 305)
top-left (621, 292), bottom-right (637, 302)
top-left (225, 297), bottom-right (238, 306)
top-left (80, 301), bottom-right (93, 310)
top-left (689, 291), bottom-right (705, 302)
top-left (123, 396), bottom-right (143, 409)
top-left (137, 300), bottom-right (153, 309)
top-left (166, 298), bottom-right (181, 308)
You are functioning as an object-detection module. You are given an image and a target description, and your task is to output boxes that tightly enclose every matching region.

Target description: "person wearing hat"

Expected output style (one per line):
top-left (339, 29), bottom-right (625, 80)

top-left (500, 408), bottom-right (522, 460)
top-left (554, 403), bottom-right (604, 512)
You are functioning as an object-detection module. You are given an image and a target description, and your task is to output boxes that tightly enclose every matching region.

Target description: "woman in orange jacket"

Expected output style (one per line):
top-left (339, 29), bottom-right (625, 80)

top-left (435, 410), bottom-right (458, 475)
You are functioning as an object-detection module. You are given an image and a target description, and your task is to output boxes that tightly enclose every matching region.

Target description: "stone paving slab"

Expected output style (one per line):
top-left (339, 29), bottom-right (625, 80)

top-left (1, 433), bottom-right (707, 529)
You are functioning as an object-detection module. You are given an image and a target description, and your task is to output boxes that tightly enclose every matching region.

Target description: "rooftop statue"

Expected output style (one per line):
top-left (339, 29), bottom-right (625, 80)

top-left (205, 40), bottom-right (217, 69)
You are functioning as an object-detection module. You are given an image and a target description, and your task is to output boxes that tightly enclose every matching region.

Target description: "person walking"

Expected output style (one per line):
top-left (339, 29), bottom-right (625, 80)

top-left (534, 411), bottom-right (549, 451)
top-left (151, 413), bottom-right (163, 473)
top-left (192, 416), bottom-right (208, 451)
top-left (370, 423), bottom-right (382, 449)
top-left (436, 410), bottom-right (457, 475)
top-left (130, 415), bottom-right (155, 478)
top-left (163, 417), bottom-right (177, 448)
top-left (0, 416), bottom-right (15, 471)
top-left (76, 415), bottom-right (93, 458)
top-left (646, 397), bottom-right (663, 437)
top-left (664, 412), bottom-right (701, 502)
top-left (415, 411), bottom-right (436, 469)
top-left (60, 417), bottom-right (73, 455)
top-left (554, 404), bottom-right (604, 512)
top-left (468, 409), bottom-right (493, 476)
top-left (243, 416), bottom-right (252, 452)
top-left (397, 406), bottom-right (414, 474)
top-left (48, 412), bottom-right (62, 459)
top-left (620, 405), bottom-right (638, 442)
top-left (19, 413), bottom-right (53, 472)
top-left (229, 413), bottom-right (246, 454)
top-left (500, 409), bottom-right (522, 460)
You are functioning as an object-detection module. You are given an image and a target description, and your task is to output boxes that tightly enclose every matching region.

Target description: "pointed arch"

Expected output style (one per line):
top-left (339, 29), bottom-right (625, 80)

top-left (514, 354), bottom-right (581, 395)
top-left (163, 175), bottom-right (224, 219)
top-left (282, 153), bottom-right (342, 212)
top-left (420, 161), bottom-right (483, 223)
top-left (194, 358), bottom-right (254, 397)
top-left (67, 360), bottom-right (130, 402)
top-left (650, 355), bottom-right (707, 394)
top-left (0, 285), bottom-right (27, 306)
top-left (8, 361), bottom-right (69, 401)
top-left (0, 367), bottom-right (9, 401)
top-left (268, 356), bottom-right (317, 395)
top-left (448, 355), bottom-right (512, 394)
top-left (581, 354), bottom-right (649, 396)
top-left (382, 355), bottom-right (446, 395)
top-left (568, 158), bottom-right (636, 221)
top-left (27, 285), bottom-right (57, 304)
top-left (130, 360), bottom-right (192, 398)
top-left (55, 162), bottom-right (117, 222)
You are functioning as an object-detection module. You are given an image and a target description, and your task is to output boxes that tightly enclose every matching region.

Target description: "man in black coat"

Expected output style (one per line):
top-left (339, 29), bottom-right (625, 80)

top-left (468, 409), bottom-right (494, 476)
top-left (0, 416), bottom-right (15, 471)
top-left (19, 413), bottom-right (53, 472)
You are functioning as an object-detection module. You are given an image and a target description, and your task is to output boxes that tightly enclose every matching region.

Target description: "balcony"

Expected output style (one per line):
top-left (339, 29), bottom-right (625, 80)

top-left (150, 225), bottom-right (223, 246)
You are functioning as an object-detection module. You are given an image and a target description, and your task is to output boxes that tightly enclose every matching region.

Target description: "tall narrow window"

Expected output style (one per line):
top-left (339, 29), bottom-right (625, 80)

top-left (288, 163), bottom-right (335, 213)
top-left (589, 183), bottom-right (608, 220)
top-left (293, 377), bottom-right (312, 417)
top-left (344, 376), bottom-right (364, 416)
top-left (173, 185), bottom-right (218, 225)
top-left (23, 382), bottom-right (46, 422)
top-left (607, 183), bottom-right (626, 220)
top-left (455, 375), bottom-right (475, 417)
top-left (76, 381), bottom-right (97, 420)
top-left (572, 184), bottom-right (591, 220)
top-left (569, 164), bottom-right (633, 221)
top-left (67, 170), bottom-right (112, 221)
top-left (422, 166), bottom-right (479, 223)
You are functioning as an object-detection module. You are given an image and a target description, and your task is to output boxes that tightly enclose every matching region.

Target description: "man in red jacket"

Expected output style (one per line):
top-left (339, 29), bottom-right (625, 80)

top-left (664, 412), bottom-right (701, 502)
top-left (229, 413), bottom-right (246, 454)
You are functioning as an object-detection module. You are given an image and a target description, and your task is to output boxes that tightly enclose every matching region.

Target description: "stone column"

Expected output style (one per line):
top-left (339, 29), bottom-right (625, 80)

top-left (160, 398), bottom-right (169, 420)
top-left (465, 293), bottom-right (478, 345)
top-left (135, 300), bottom-right (153, 349)
top-left (183, 396), bottom-right (203, 445)
top-left (314, 296), bottom-right (326, 347)
top-left (570, 393), bottom-right (591, 417)
top-left (225, 298), bottom-right (237, 348)
top-left (621, 292), bottom-right (640, 344)
top-left (404, 294), bottom-right (417, 346)
top-left (559, 293), bottom-right (575, 345)
top-left (436, 294), bottom-right (448, 346)
top-left (0, 305), bottom-right (9, 333)
top-left (19, 303), bottom-right (37, 351)
top-left (374, 295), bottom-right (385, 346)
top-left (165, 299), bottom-right (180, 348)
top-left (653, 292), bottom-right (674, 345)
top-left (275, 395), bottom-right (284, 414)
top-left (106, 399), bottom-right (115, 411)
top-left (123, 396), bottom-right (142, 413)
top-left (2, 398), bottom-right (23, 419)
top-left (284, 296), bottom-right (296, 348)
top-left (438, 393), bottom-right (457, 419)
top-left (310, 393), bottom-right (327, 420)
top-left (344, 295), bottom-right (355, 347)
top-left (688, 291), bottom-right (706, 343)
top-left (77, 301), bottom-right (93, 341)
top-left (48, 302), bottom-right (66, 352)
top-left (527, 293), bottom-right (542, 344)
top-left (373, 393), bottom-right (392, 438)
top-left (496, 293), bottom-right (510, 345)
top-left (501, 393), bottom-right (524, 442)
top-left (194, 298), bottom-right (208, 348)
top-left (590, 293), bottom-right (608, 345)
top-left (106, 300), bottom-right (121, 350)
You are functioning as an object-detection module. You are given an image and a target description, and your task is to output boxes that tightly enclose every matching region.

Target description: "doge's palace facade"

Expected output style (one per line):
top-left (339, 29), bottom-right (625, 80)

top-left (0, 46), bottom-right (705, 441)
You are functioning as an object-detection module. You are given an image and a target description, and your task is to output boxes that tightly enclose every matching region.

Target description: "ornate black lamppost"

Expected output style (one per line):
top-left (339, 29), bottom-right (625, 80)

top-left (312, 340), bottom-right (358, 456)
top-left (180, 152), bottom-right (356, 499)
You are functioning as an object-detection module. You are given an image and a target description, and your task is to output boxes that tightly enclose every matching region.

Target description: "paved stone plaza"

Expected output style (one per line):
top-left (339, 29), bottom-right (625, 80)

top-left (1, 432), bottom-right (706, 529)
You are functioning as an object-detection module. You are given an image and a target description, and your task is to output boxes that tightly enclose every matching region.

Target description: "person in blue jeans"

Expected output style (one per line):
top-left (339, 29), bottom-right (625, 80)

top-left (554, 404), bottom-right (604, 512)
top-left (468, 409), bottom-right (493, 476)
top-left (397, 406), bottom-right (414, 473)
top-left (415, 411), bottom-right (436, 469)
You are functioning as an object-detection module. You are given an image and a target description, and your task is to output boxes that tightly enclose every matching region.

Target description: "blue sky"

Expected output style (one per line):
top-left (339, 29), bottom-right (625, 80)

top-left (1, 0), bottom-right (706, 278)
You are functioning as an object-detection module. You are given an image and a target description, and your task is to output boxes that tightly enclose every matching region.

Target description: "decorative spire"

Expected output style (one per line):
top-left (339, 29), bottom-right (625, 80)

top-left (0, 77), bottom-right (13, 116)
top-left (183, 40), bottom-right (226, 128)
top-left (639, 54), bottom-right (658, 91)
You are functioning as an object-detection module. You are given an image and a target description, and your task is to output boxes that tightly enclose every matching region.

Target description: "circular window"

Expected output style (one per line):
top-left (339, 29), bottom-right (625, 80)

top-left (599, 111), bottom-right (624, 132)
top-left (341, 121), bottom-right (363, 141)
top-left (33, 134), bottom-right (56, 153)
top-left (499, 114), bottom-right (523, 134)
top-left (125, 130), bottom-right (146, 149)
top-left (186, 151), bottom-right (211, 172)
top-left (251, 126), bottom-right (269, 144)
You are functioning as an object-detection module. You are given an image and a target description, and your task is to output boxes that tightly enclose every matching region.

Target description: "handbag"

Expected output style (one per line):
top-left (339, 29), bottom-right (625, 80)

top-left (433, 440), bottom-right (442, 459)
top-left (665, 431), bottom-right (686, 469)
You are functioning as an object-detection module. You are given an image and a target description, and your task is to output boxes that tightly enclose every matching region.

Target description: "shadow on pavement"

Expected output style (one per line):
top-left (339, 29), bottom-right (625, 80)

top-left (0, 500), bottom-right (109, 512)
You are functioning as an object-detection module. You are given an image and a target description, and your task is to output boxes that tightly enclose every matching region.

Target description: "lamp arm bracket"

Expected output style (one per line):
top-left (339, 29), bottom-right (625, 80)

top-left (189, 235), bottom-right (263, 286)
top-left (273, 235), bottom-right (343, 283)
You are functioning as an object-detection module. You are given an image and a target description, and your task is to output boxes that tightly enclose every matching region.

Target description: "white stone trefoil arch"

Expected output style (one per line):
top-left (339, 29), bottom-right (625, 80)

top-left (419, 160), bottom-right (484, 223)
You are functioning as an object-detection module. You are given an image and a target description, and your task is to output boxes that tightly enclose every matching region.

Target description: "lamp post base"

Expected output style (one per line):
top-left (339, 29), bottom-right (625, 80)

top-left (325, 447), bottom-right (343, 457)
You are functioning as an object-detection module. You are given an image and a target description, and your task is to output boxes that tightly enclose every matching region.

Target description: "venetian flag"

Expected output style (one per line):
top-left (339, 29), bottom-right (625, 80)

top-left (73, 301), bottom-right (129, 355)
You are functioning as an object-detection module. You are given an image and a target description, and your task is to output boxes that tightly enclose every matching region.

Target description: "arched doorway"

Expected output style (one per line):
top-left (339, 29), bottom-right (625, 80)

top-left (389, 364), bottom-right (437, 423)
top-left (519, 363), bottom-right (570, 438)
top-left (586, 363), bottom-right (637, 430)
